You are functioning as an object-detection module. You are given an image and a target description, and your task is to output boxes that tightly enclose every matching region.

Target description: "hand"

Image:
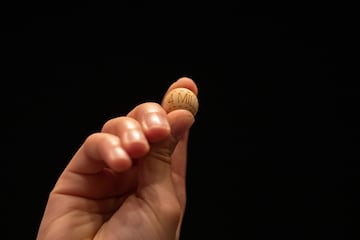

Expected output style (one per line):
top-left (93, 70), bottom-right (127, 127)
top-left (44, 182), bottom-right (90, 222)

top-left (36, 77), bottom-right (198, 240)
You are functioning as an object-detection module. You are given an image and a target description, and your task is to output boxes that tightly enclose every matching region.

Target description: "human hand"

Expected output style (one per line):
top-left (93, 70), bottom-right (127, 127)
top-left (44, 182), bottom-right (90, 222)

top-left (36, 77), bottom-right (198, 240)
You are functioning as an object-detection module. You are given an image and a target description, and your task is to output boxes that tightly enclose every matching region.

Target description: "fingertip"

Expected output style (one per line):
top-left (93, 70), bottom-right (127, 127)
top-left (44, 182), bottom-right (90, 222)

top-left (142, 111), bottom-right (171, 143)
top-left (106, 145), bottom-right (133, 172)
top-left (70, 133), bottom-right (133, 174)
top-left (95, 135), bottom-right (133, 172)
top-left (167, 77), bottom-right (198, 96)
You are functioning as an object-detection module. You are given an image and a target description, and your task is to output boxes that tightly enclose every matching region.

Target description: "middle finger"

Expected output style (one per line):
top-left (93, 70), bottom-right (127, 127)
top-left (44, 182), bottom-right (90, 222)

top-left (102, 116), bottom-right (150, 159)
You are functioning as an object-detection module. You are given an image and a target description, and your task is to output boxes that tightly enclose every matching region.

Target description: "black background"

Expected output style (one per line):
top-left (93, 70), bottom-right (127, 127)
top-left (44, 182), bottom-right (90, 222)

top-left (2, 2), bottom-right (359, 239)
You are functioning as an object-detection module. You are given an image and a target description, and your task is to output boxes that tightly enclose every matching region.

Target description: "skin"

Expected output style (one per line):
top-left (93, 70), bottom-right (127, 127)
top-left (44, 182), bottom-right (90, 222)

top-left (36, 77), bottom-right (198, 240)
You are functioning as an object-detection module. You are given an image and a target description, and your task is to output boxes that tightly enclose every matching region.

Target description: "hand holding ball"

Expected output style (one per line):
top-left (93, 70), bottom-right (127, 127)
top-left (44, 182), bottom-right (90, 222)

top-left (163, 87), bottom-right (199, 116)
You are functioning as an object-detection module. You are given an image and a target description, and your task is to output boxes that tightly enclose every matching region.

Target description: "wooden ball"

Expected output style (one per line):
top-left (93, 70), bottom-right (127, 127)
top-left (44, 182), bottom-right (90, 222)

top-left (163, 87), bottom-right (199, 116)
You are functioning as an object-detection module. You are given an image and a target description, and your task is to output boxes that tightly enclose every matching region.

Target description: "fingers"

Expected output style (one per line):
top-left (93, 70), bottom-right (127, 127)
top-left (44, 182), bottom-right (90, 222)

top-left (65, 77), bottom-right (198, 179)
top-left (65, 102), bottom-right (172, 175)
top-left (66, 132), bottom-right (132, 174)
top-left (163, 77), bottom-right (198, 98)
top-left (126, 102), bottom-right (171, 142)
top-left (102, 116), bottom-right (150, 159)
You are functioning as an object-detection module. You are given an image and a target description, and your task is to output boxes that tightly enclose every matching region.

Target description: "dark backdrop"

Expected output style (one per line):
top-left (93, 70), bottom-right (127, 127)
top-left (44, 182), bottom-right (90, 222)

top-left (3, 2), bottom-right (358, 239)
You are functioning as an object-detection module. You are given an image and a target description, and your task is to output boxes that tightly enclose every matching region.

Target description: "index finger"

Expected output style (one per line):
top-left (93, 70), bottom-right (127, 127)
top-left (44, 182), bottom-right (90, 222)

top-left (163, 77), bottom-right (198, 97)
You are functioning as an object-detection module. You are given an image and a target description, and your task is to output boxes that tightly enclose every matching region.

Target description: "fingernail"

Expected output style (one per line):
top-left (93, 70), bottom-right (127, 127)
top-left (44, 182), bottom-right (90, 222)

top-left (110, 146), bottom-right (128, 160)
top-left (144, 112), bottom-right (169, 130)
top-left (123, 129), bottom-right (144, 142)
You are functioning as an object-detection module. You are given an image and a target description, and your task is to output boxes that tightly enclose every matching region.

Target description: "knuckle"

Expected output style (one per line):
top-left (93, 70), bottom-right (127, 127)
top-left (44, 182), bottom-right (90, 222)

top-left (101, 116), bottom-right (129, 132)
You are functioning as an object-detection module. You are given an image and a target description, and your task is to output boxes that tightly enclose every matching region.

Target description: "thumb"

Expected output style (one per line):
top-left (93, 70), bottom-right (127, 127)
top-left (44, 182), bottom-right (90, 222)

top-left (138, 76), bottom-right (198, 189)
top-left (137, 109), bottom-right (194, 189)
top-left (135, 77), bottom-right (198, 232)
top-left (135, 109), bottom-right (194, 236)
